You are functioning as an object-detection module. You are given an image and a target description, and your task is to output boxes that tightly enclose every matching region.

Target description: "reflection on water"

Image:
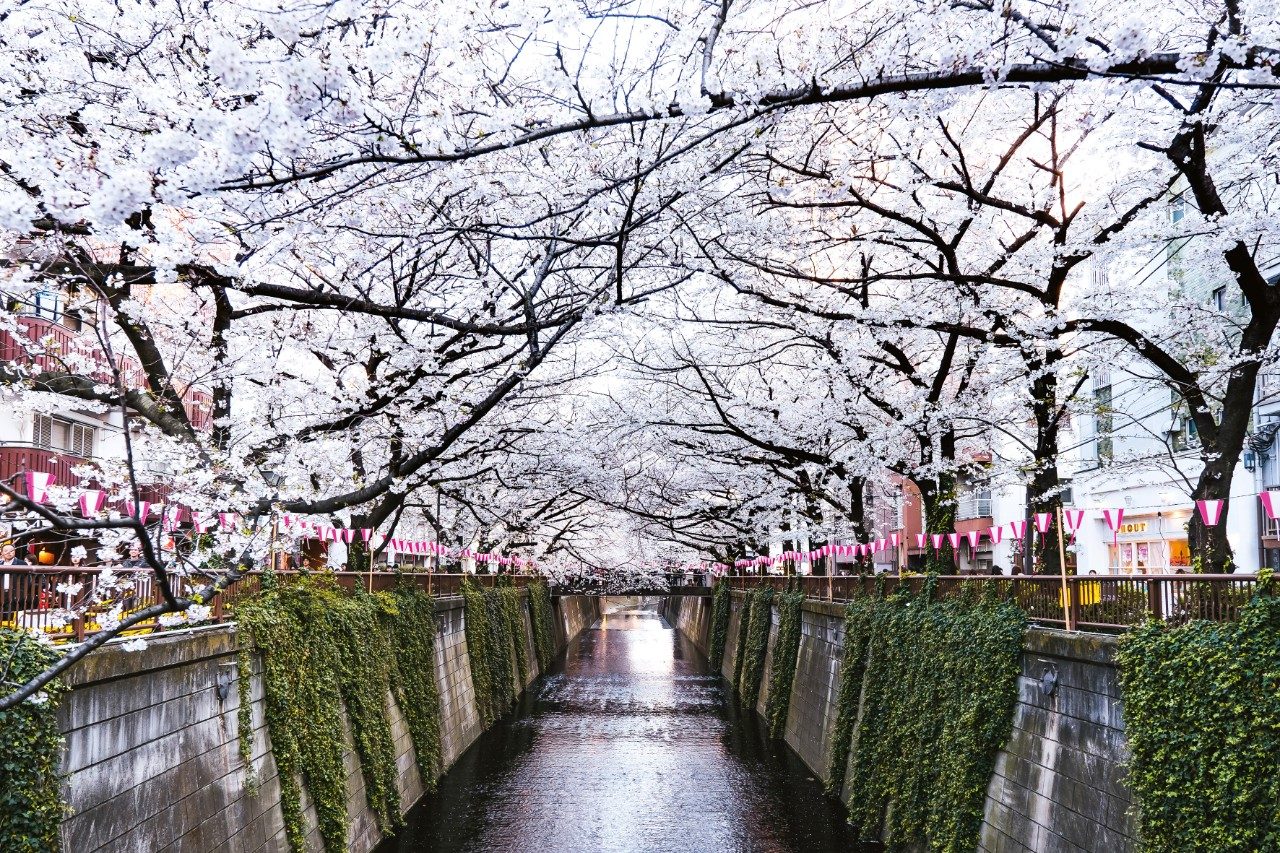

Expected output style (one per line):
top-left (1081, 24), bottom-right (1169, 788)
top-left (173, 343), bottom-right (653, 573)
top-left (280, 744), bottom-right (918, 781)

top-left (377, 603), bottom-right (867, 853)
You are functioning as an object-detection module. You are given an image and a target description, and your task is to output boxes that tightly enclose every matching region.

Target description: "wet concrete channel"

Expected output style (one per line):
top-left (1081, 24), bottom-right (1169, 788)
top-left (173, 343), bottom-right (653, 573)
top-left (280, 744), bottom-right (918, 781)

top-left (376, 600), bottom-right (867, 852)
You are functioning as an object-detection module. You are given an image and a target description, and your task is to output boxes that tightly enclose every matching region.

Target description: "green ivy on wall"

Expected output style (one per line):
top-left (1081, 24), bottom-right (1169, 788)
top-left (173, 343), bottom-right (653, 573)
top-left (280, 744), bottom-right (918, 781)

top-left (731, 590), bottom-right (753, 689)
top-left (234, 577), bottom-right (431, 853)
top-left (765, 590), bottom-right (805, 738)
top-left (382, 585), bottom-right (443, 787)
top-left (527, 581), bottom-right (556, 672)
top-left (827, 583), bottom-right (1025, 852)
top-left (462, 577), bottom-right (537, 727)
top-left (0, 630), bottom-right (66, 853)
top-left (497, 584), bottom-right (529, 687)
top-left (707, 580), bottom-right (731, 672)
top-left (737, 586), bottom-right (774, 708)
top-left (1116, 587), bottom-right (1280, 853)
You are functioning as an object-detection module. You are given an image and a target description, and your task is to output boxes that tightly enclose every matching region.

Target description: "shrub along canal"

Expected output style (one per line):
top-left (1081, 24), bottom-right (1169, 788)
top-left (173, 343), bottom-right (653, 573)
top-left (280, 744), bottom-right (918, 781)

top-left (376, 600), bottom-right (867, 852)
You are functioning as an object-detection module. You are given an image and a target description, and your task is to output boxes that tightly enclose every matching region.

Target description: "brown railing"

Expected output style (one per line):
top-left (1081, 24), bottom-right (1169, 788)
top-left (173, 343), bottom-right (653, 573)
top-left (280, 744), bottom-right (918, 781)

top-left (0, 569), bottom-right (537, 643)
top-left (724, 573), bottom-right (1263, 631)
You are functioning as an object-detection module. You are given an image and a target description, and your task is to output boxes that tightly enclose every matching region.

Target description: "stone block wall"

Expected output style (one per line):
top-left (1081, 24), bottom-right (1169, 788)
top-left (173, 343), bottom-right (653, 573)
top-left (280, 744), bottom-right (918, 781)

top-left (667, 590), bottom-right (1139, 852)
top-left (659, 594), bottom-right (711, 655)
top-left (57, 591), bottom-right (597, 853)
top-left (978, 630), bottom-right (1138, 853)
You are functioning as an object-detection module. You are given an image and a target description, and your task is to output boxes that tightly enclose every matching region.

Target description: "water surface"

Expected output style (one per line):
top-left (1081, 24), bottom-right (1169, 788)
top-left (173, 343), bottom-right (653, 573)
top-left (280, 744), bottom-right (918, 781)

top-left (378, 602), bottom-right (864, 852)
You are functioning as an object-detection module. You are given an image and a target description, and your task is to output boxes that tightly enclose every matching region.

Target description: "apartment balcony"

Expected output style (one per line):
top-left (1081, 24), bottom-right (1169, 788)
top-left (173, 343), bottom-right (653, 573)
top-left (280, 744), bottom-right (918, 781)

top-left (0, 443), bottom-right (171, 506)
top-left (0, 316), bottom-right (212, 432)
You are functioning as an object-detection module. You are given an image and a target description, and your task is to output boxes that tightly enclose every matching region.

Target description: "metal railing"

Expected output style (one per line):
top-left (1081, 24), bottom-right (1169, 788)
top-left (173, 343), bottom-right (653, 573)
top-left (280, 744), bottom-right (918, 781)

top-left (0, 569), bottom-right (536, 643)
top-left (724, 573), bottom-right (1262, 631)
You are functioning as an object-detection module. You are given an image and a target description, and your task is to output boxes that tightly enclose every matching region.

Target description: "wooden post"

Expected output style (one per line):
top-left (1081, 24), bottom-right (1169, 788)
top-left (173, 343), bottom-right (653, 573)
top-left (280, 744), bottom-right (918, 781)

top-left (1056, 505), bottom-right (1074, 630)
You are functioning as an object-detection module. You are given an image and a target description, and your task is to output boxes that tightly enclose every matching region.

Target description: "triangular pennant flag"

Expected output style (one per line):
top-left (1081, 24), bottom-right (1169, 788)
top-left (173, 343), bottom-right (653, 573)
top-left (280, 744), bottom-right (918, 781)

top-left (947, 532), bottom-right (960, 549)
top-left (1034, 512), bottom-right (1053, 534)
top-left (966, 530), bottom-right (982, 550)
top-left (218, 511), bottom-right (237, 530)
top-left (1196, 499), bottom-right (1225, 526)
top-left (1009, 519), bottom-right (1027, 540)
top-left (360, 528), bottom-right (373, 542)
top-left (1261, 491), bottom-right (1280, 520)
top-left (988, 525), bottom-right (1004, 545)
top-left (1101, 508), bottom-right (1125, 532)
top-left (931, 533), bottom-right (943, 549)
top-left (890, 532), bottom-right (900, 549)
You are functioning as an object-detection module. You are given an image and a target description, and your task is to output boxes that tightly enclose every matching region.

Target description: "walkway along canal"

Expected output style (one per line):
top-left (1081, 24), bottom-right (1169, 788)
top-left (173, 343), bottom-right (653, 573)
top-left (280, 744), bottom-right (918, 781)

top-left (376, 600), bottom-right (865, 852)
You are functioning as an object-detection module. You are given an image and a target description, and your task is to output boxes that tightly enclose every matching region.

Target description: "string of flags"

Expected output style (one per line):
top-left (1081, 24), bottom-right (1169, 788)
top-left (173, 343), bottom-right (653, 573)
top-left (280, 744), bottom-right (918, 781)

top-left (15, 475), bottom-right (536, 568)
top-left (731, 493), bottom-right (1280, 567)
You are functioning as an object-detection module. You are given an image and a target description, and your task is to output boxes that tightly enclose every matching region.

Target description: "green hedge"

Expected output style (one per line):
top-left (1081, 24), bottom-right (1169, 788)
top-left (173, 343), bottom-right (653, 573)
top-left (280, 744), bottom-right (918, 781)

top-left (235, 578), bottom-right (442, 852)
top-left (1117, 590), bottom-right (1280, 852)
top-left (765, 590), bottom-right (805, 738)
top-left (0, 630), bottom-right (66, 852)
top-left (827, 584), bottom-right (1025, 851)
top-left (737, 586), bottom-right (774, 708)
top-left (707, 580), bottom-right (731, 672)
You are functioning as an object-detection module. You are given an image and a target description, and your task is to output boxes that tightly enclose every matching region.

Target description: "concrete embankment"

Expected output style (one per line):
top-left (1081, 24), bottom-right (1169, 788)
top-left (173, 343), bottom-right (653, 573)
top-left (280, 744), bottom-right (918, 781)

top-left (662, 592), bottom-right (1139, 853)
top-left (56, 593), bottom-right (600, 853)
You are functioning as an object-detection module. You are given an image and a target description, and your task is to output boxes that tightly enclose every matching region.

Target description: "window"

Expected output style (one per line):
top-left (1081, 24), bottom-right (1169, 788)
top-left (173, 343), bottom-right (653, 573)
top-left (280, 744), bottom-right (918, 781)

top-left (32, 414), bottom-right (52, 449)
top-left (69, 423), bottom-right (94, 457)
top-left (33, 290), bottom-right (62, 322)
top-left (31, 414), bottom-right (94, 457)
top-left (1212, 286), bottom-right (1226, 311)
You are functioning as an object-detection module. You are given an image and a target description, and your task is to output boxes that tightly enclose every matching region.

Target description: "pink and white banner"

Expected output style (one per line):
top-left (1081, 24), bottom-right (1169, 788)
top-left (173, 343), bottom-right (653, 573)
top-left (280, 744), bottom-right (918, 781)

top-left (1261, 490), bottom-right (1280, 520)
top-left (890, 532), bottom-right (900, 549)
top-left (78, 488), bottom-right (105, 517)
top-left (931, 533), bottom-right (943, 550)
top-left (1009, 519), bottom-right (1027, 540)
top-left (915, 533), bottom-right (927, 549)
top-left (988, 525), bottom-right (1004, 545)
top-left (340, 528), bottom-right (355, 544)
top-left (360, 528), bottom-right (373, 542)
top-left (1034, 512), bottom-right (1053, 534)
top-left (947, 532), bottom-right (960, 550)
top-left (1101, 508), bottom-right (1125, 533)
top-left (218, 512), bottom-right (238, 531)
top-left (26, 472), bottom-right (54, 503)
top-left (128, 501), bottom-right (152, 525)
top-left (966, 530), bottom-right (982, 550)
top-left (1063, 509), bottom-right (1086, 533)
top-left (1196, 499), bottom-right (1225, 526)
top-left (163, 505), bottom-right (184, 532)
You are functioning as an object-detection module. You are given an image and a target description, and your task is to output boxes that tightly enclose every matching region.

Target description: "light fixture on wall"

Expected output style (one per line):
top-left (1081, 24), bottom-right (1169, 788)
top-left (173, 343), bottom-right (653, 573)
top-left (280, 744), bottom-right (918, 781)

top-left (1244, 449), bottom-right (1258, 471)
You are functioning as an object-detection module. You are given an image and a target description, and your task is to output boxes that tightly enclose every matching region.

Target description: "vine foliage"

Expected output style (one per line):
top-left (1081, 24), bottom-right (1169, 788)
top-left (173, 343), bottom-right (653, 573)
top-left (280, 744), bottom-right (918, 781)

top-left (827, 583), bottom-right (1025, 852)
top-left (462, 577), bottom-right (532, 726)
top-left (0, 630), bottom-right (66, 852)
top-left (765, 589), bottom-right (805, 738)
top-left (737, 585), bottom-right (774, 708)
top-left (234, 577), bottom-right (442, 853)
top-left (1116, 586), bottom-right (1280, 852)
top-left (707, 580), bottom-right (731, 672)
top-left (731, 589), bottom-right (752, 689)
top-left (527, 581), bottom-right (556, 672)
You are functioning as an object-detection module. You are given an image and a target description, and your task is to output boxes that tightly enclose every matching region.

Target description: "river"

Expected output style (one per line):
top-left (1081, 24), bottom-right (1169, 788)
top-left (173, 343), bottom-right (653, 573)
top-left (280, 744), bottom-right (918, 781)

top-left (376, 600), bottom-right (867, 853)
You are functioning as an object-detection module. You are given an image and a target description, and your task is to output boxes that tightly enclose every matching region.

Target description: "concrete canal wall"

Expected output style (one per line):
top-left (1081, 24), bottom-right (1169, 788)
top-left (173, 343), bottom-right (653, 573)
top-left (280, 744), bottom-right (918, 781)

top-left (56, 593), bottom-right (600, 853)
top-left (663, 592), bottom-right (1139, 853)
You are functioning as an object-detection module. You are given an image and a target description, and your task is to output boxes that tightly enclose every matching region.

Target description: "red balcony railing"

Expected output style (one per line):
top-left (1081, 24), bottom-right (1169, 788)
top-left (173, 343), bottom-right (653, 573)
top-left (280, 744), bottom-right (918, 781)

top-left (0, 316), bottom-right (212, 431)
top-left (0, 444), bottom-right (171, 505)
